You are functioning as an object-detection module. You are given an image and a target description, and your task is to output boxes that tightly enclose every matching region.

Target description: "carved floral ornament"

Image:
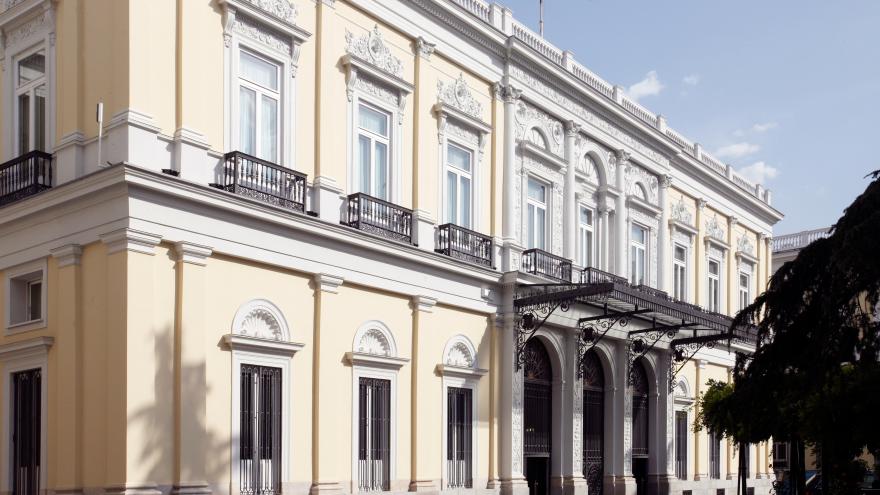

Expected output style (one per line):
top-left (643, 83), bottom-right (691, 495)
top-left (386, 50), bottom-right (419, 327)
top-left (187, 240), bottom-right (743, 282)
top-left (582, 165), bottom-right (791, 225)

top-left (705, 215), bottom-right (726, 241)
top-left (514, 101), bottom-right (564, 156)
top-left (232, 299), bottom-right (290, 341)
top-left (345, 25), bottom-right (404, 78)
top-left (352, 321), bottom-right (398, 358)
top-left (241, 0), bottom-right (297, 24)
top-left (437, 73), bottom-right (483, 120)
top-left (443, 335), bottom-right (477, 368)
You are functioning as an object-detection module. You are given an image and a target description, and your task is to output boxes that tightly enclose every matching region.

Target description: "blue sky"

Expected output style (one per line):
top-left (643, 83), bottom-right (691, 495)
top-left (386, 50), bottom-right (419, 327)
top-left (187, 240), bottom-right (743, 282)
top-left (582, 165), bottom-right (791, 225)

top-left (497, 0), bottom-right (880, 234)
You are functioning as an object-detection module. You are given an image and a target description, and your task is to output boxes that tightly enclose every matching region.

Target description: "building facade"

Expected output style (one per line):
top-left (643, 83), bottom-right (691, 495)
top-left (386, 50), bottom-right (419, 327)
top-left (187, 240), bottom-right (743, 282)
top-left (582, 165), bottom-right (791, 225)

top-left (0, 1), bottom-right (783, 495)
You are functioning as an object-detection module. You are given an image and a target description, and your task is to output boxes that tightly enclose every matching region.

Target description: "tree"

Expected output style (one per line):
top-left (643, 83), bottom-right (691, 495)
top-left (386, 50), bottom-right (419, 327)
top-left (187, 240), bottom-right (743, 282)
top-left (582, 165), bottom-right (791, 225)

top-left (695, 171), bottom-right (880, 495)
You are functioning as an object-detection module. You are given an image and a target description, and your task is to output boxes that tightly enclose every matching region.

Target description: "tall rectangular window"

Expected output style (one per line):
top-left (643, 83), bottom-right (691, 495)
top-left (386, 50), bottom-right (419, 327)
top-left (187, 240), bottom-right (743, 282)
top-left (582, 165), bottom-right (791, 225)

top-left (673, 244), bottom-right (687, 301)
top-left (743, 444), bottom-right (751, 478)
top-left (772, 442), bottom-right (789, 471)
top-left (15, 50), bottom-right (46, 154)
top-left (240, 365), bottom-right (282, 495)
top-left (578, 206), bottom-right (594, 267)
top-left (445, 144), bottom-right (473, 229)
top-left (446, 387), bottom-right (473, 488)
top-left (357, 104), bottom-right (391, 200)
top-left (527, 179), bottom-right (547, 250)
top-left (12, 368), bottom-right (41, 495)
top-left (358, 377), bottom-right (390, 492)
top-left (630, 224), bottom-right (647, 285)
top-left (708, 259), bottom-right (721, 312)
top-left (239, 50), bottom-right (280, 163)
top-left (709, 431), bottom-right (721, 479)
top-left (675, 411), bottom-right (688, 480)
top-left (739, 272), bottom-right (751, 312)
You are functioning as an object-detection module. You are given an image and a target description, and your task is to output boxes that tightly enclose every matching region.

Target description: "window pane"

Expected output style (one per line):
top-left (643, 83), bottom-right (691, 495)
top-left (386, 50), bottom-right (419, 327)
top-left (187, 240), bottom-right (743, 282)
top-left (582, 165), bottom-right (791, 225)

top-left (527, 179), bottom-right (545, 203)
top-left (631, 224), bottom-right (646, 245)
top-left (528, 205), bottom-right (536, 249)
top-left (580, 206), bottom-right (592, 226)
top-left (536, 208), bottom-right (545, 250)
top-left (358, 135), bottom-right (371, 193)
top-left (34, 85), bottom-right (46, 151)
top-left (583, 231), bottom-right (593, 267)
top-left (359, 105), bottom-right (389, 137)
top-left (261, 95), bottom-right (278, 162)
top-left (674, 245), bottom-right (686, 262)
top-left (447, 170), bottom-right (457, 224)
top-left (447, 144), bottom-right (471, 173)
top-left (374, 142), bottom-right (388, 199)
top-left (17, 51), bottom-right (45, 87)
top-left (460, 176), bottom-right (471, 228)
top-left (28, 281), bottom-right (41, 321)
top-left (239, 87), bottom-right (256, 155)
top-left (240, 51), bottom-right (279, 91)
top-left (709, 260), bottom-right (719, 275)
top-left (18, 93), bottom-right (29, 153)
top-left (740, 274), bottom-right (749, 288)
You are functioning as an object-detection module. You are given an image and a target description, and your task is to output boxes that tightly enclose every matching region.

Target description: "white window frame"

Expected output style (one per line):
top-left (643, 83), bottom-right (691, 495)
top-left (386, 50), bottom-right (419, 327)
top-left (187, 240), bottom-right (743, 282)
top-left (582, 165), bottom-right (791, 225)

top-left (443, 140), bottom-right (475, 229)
top-left (0, 336), bottom-right (52, 495)
top-left (4, 259), bottom-right (47, 334)
top-left (707, 257), bottom-right (722, 313)
top-left (673, 377), bottom-right (694, 484)
top-left (630, 223), bottom-right (649, 286)
top-left (526, 177), bottom-right (549, 250)
top-left (356, 102), bottom-right (393, 200)
top-left (12, 46), bottom-right (47, 155)
top-left (235, 48), bottom-right (283, 163)
top-left (739, 270), bottom-right (751, 312)
top-left (578, 204), bottom-right (595, 268)
top-left (1, 4), bottom-right (56, 161)
top-left (672, 243), bottom-right (688, 302)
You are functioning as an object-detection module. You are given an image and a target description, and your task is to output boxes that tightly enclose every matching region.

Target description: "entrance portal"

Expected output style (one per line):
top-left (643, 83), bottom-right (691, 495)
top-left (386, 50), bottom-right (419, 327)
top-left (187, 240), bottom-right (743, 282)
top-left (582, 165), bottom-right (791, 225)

top-left (523, 339), bottom-right (553, 495)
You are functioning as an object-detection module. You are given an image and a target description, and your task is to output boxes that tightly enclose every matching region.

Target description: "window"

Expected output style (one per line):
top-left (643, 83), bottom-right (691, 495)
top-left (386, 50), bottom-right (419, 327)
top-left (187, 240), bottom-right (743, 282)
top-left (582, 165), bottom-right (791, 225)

top-left (446, 387), bottom-right (473, 488)
top-left (578, 206), bottom-right (594, 267)
top-left (630, 224), bottom-right (647, 285)
top-left (239, 50), bottom-right (280, 162)
top-left (527, 178), bottom-right (547, 250)
top-left (708, 259), bottom-right (721, 312)
top-left (239, 365), bottom-right (282, 495)
top-left (357, 104), bottom-right (391, 200)
top-left (14, 50), bottom-right (46, 154)
top-left (673, 244), bottom-right (687, 301)
top-left (742, 444), bottom-right (751, 478)
top-left (6, 261), bottom-right (46, 331)
top-left (358, 377), bottom-right (391, 492)
top-left (675, 411), bottom-right (687, 480)
top-left (739, 272), bottom-right (751, 311)
top-left (11, 368), bottom-right (41, 495)
top-left (445, 144), bottom-right (473, 229)
top-left (709, 431), bottom-right (722, 479)
top-left (772, 442), bottom-right (789, 470)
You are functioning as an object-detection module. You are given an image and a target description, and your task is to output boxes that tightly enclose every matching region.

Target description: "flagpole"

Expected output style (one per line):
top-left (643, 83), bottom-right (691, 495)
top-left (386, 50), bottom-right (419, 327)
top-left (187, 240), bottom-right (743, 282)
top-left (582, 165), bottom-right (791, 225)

top-left (539, 0), bottom-right (544, 37)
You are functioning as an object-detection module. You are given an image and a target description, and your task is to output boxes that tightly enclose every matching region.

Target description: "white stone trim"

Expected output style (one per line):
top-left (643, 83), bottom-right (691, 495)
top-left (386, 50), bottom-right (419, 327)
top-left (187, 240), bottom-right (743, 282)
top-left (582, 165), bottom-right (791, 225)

top-left (232, 298), bottom-right (291, 342)
top-left (49, 243), bottom-right (82, 267)
top-left (99, 228), bottom-right (163, 255)
top-left (412, 295), bottom-right (437, 313)
top-left (314, 273), bottom-right (344, 293)
top-left (352, 320), bottom-right (399, 358)
top-left (223, 334), bottom-right (304, 356)
top-left (174, 242), bottom-right (213, 266)
top-left (0, 336), bottom-right (51, 494)
top-left (3, 257), bottom-right (47, 334)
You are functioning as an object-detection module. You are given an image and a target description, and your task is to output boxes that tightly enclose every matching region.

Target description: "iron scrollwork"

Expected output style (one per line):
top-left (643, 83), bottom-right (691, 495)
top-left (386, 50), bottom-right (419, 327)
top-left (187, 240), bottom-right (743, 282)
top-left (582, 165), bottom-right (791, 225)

top-left (667, 339), bottom-right (717, 391)
top-left (626, 321), bottom-right (696, 385)
top-left (515, 299), bottom-right (570, 370)
top-left (576, 306), bottom-right (650, 378)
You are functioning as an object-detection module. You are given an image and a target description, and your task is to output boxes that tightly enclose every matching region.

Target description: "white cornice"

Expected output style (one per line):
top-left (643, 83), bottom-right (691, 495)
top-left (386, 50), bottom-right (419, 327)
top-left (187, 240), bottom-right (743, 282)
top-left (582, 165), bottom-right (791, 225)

top-left (0, 336), bottom-right (53, 358)
top-left (669, 219), bottom-right (698, 237)
top-left (50, 244), bottom-right (82, 267)
top-left (314, 273), bottom-right (344, 293)
top-left (222, 334), bottom-right (305, 356)
top-left (412, 295), bottom-right (438, 313)
top-left (174, 242), bottom-right (213, 266)
top-left (100, 228), bottom-right (163, 255)
top-left (435, 364), bottom-right (488, 379)
top-left (345, 351), bottom-right (409, 370)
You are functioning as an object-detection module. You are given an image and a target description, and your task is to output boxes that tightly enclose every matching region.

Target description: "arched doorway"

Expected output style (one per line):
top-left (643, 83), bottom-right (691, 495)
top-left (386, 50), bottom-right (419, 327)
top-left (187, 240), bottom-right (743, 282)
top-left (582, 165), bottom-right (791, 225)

top-left (582, 350), bottom-right (604, 495)
top-left (631, 360), bottom-right (650, 495)
top-left (523, 339), bottom-right (553, 495)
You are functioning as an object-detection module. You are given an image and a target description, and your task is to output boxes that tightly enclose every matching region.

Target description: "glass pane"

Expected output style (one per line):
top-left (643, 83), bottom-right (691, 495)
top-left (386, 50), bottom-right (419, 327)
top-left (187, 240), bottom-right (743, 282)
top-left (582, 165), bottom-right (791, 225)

top-left (536, 208), bottom-right (545, 250)
top-left (447, 144), bottom-right (471, 172)
top-left (638, 250), bottom-right (645, 284)
top-left (34, 85), bottom-right (46, 151)
top-left (460, 176), bottom-right (471, 228)
top-left (18, 93), bottom-right (29, 153)
top-left (359, 105), bottom-right (389, 137)
top-left (239, 87), bottom-right (256, 155)
top-left (28, 281), bottom-right (41, 321)
top-left (527, 179), bottom-right (545, 203)
top-left (631, 224), bottom-right (646, 245)
top-left (240, 51), bottom-right (279, 91)
top-left (374, 142), bottom-right (388, 199)
top-left (580, 207), bottom-right (593, 226)
top-left (709, 260), bottom-right (719, 276)
top-left (674, 245), bottom-right (686, 262)
top-left (261, 95), bottom-right (278, 162)
top-left (528, 205), bottom-right (536, 249)
top-left (740, 274), bottom-right (749, 288)
top-left (447, 170), bottom-right (457, 224)
top-left (358, 135), bottom-right (371, 193)
top-left (18, 51), bottom-right (45, 87)
top-left (584, 231), bottom-right (593, 267)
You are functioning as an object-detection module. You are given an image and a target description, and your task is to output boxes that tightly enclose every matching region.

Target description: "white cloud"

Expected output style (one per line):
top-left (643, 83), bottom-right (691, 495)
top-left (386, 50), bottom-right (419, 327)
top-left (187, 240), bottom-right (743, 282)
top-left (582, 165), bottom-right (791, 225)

top-left (714, 142), bottom-right (761, 159)
top-left (627, 70), bottom-right (664, 101)
top-left (732, 129), bottom-right (745, 137)
top-left (737, 161), bottom-right (779, 184)
top-left (751, 121), bottom-right (778, 133)
top-left (682, 74), bottom-right (700, 86)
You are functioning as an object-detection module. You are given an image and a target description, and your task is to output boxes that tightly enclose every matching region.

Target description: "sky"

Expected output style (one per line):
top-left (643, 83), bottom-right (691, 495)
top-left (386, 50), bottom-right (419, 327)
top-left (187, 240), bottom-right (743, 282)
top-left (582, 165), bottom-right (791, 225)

top-left (497, 0), bottom-right (880, 234)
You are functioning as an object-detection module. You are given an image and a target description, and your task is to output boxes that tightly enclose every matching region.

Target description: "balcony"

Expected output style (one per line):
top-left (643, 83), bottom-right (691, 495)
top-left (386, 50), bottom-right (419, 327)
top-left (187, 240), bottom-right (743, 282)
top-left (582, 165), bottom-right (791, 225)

top-left (435, 223), bottom-right (493, 268)
top-left (212, 151), bottom-right (307, 212)
top-left (343, 192), bottom-right (413, 244)
top-left (521, 248), bottom-right (572, 282)
top-left (0, 151), bottom-right (53, 206)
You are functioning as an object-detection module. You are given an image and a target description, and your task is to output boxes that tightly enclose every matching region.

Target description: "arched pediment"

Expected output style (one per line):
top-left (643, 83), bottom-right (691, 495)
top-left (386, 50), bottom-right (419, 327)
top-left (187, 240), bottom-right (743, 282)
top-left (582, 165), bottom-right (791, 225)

top-left (232, 299), bottom-right (290, 341)
top-left (352, 320), bottom-right (398, 357)
top-left (442, 335), bottom-right (477, 368)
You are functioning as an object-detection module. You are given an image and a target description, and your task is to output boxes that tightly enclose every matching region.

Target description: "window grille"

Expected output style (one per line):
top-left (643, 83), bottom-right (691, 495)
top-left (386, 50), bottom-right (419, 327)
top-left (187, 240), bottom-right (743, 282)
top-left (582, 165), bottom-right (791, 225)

top-left (358, 377), bottom-right (391, 491)
top-left (675, 411), bottom-right (688, 479)
top-left (709, 431), bottom-right (722, 479)
top-left (240, 365), bottom-right (282, 495)
top-left (12, 368), bottom-right (41, 495)
top-left (446, 387), bottom-right (473, 488)
top-left (523, 339), bottom-right (552, 456)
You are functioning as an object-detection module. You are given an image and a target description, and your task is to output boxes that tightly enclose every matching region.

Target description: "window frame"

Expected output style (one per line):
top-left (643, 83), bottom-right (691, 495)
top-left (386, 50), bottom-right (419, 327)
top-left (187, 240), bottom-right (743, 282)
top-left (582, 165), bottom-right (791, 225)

top-left (441, 378), bottom-right (477, 490)
top-left (675, 410), bottom-right (688, 480)
top-left (355, 101), bottom-right (393, 200)
top-left (4, 259), bottom-right (48, 334)
top-left (13, 46), bottom-right (47, 155)
top-left (443, 140), bottom-right (475, 229)
top-left (578, 204), bottom-right (595, 268)
top-left (630, 223), bottom-right (649, 286)
top-left (707, 257), bottom-right (722, 313)
top-left (672, 243), bottom-right (688, 302)
top-left (236, 47), bottom-right (283, 163)
top-left (526, 177), bottom-right (549, 251)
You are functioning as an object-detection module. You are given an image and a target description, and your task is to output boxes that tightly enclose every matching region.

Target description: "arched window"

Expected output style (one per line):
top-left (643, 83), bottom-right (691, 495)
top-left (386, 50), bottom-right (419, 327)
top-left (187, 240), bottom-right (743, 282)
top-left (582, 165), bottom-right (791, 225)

top-left (523, 339), bottom-right (553, 495)
top-left (582, 351), bottom-right (605, 495)
top-left (633, 183), bottom-right (648, 201)
top-left (526, 128), bottom-right (549, 150)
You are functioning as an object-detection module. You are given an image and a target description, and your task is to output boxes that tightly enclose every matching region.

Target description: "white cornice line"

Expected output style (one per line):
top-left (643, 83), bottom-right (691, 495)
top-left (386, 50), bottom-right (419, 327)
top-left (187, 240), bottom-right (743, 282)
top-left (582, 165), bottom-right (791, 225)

top-left (49, 244), bottom-right (83, 267)
top-left (100, 227), bottom-right (163, 255)
top-left (314, 273), bottom-right (344, 293)
top-left (222, 334), bottom-right (305, 356)
top-left (345, 351), bottom-right (410, 370)
top-left (174, 241), bottom-right (213, 266)
top-left (0, 336), bottom-right (54, 358)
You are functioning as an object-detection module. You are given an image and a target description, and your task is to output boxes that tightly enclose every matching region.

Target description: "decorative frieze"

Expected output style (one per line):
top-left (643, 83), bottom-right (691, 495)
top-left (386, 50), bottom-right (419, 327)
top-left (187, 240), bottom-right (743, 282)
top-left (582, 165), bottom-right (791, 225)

top-left (5, 10), bottom-right (48, 47)
top-left (705, 214), bottom-right (726, 242)
top-left (437, 73), bottom-right (482, 120)
top-left (352, 76), bottom-right (400, 107)
top-left (737, 234), bottom-right (755, 256)
top-left (671, 198), bottom-right (693, 226)
top-left (241, 0), bottom-right (297, 24)
top-left (514, 101), bottom-right (564, 157)
top-left (232, 15), bottom-right (292, 56)
top-left (625, 163), bottom-right (659, 205)
top-left (345, 25), bottom-right (403, 78)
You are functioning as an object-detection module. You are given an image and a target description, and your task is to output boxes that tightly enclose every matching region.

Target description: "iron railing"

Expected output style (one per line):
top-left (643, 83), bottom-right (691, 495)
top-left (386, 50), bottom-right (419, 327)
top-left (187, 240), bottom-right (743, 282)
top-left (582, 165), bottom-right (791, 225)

top-left (446, 387), bottom-right (473, 488)
top-left (344, 193), bottom-right (413, 244)
top-left (521, 248), bottom-right (572, 282)
top-left (0, 151), bottom-right (53, 207)
top-left (215, 151), bottom-right (307, 212)
top-left (358, 377), bottom-right (391, 492)
top-left (436, 223), bottom-right (493, 268)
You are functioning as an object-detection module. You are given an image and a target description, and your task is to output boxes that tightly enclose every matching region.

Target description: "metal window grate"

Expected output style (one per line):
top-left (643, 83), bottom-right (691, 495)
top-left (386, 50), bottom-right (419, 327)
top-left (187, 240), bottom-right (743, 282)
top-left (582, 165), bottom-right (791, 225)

top-left (631, 361), bottom-right (649, 458)
top-left (12, 368), bottom-right (41, 495)
top-left (446, 387), bottom-right (473, 488)
top-left (524, 340), bottom-right (553, 457)
top-left (710, 431), bottom-right (722, 479)
top-left (359, 377), bottom-right (391, 491)
top-left (675, 411), bottom-right (688, 480)
top-left (240, 365), bottom-right (282, 495)
top-left (582, 351), bottom-right (604, 495)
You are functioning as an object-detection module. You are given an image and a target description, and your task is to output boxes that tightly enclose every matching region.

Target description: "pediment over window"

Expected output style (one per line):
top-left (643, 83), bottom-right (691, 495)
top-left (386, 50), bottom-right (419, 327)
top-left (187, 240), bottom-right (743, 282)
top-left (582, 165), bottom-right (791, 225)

top-left (232, 299), bottom-right (291, 341)
top-left (437, 335), bottom-right (487, 378)
top-left (347, 320), bottom-right (409, 370)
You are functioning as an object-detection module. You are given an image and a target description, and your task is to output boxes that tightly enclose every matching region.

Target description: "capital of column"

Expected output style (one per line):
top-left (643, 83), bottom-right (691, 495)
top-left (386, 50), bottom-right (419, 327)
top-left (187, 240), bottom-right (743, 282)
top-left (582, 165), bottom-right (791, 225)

top-left (613, 148), bottom-right (630, 165)
top-left (564, 120), bottom-right (581, 138)
top-left (497, 83), bottom-right (522, 104)
top-left (100, 228), bottom-right (163, 255)
top-left (414, 36), bottom-right (435, 60)
top-left (314, 273), bottom-right (344, 293)
top-left (174, 242), bottom-right (213, 266)
top-left (412, 295), bottom-right (438, 313)
top-left (660, 174), bottom-right (672, 189)
top-left (50, 244), bottom-right (83, 268)
top-left (697, 198), bottom-right (708, 211)
top-left (729, 216), bottom-right (739, 228)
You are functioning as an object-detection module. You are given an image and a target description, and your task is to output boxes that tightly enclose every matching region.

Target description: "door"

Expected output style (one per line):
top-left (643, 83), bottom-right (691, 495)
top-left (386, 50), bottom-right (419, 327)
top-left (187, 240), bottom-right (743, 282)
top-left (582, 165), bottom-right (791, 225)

top-left (523, 340), bottom-right (553, 495)
top-left (240, 365), bottom-right (282, 495)
top-left (12, 368), bottom-right (41, 495)
top-left (525, 456), bottom-right (549, 495)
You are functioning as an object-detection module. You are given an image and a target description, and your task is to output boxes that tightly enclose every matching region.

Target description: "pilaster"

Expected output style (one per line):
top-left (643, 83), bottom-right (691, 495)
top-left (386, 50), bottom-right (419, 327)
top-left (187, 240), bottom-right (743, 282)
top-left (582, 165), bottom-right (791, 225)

top-left (658, 175), bottom-right (671, 292)
top-left (409, 294), bottom-right (440, 493)
top-left (614, 150), bottom-right (629, 278)
top-left (562, 121), bottom-right (579, 261)
top-left (562, 332), bottom-right (587, 495)
top-left (501, 84), bottom-right (522, 245)
top-left (727, 217), bottom-right (738, 315)
top-left (694, 199), bottom-right (707, 307)
top-left (498, 287), bottom-right (528, 495)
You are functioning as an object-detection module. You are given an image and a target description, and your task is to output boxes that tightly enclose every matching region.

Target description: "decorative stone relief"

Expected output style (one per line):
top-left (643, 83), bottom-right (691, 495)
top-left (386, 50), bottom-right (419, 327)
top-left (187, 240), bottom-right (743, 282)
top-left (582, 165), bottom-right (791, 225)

top-left (445, 342), bottom-right (475, 368)
top-left (737, 234), bottom-right (755, 256)
top-left (446, 121), bottom-right (480, 147)
top-left (625, 163), bottom-right (659, 205)
top-left (415, 36), bottom-right (435, 59)
top-left (671, 198), bottom-right (694, 226)
top-left (356, 328), bottom-right (393, 356)
top-left (6, 11), bottom-right (48, 47)
top-left (345, 25), bottom-right (403, 78)
top-left (233, 15), bottom-right (292, 56)
top-left (707, 243), bottom-right (725, 261)
top-left (509, 64), bottom-right (669, 168)
top-left (232, 300), bottom-right (290, 341)
top-left (352, 76), bottom-right (400, 107)
top-left (2, 0), bottom-right (25, 11)
top-left (512, 368), bottom-right (524, 474)
top-left (672, 229), bottom-right (693, 247)
top-left (438, 73), bottom-right (483, 119)
top-left (242, 0), bottom-right (297, 24)
top-left (573, 377), bottom-right (584, 474)
top-left (623, 379), bottom-right (633, 473)
top-left (514, 101), bottom-right (564, 157)
top-left (705, 215), bottom-right (726, 242)
top-left (578, 153), bottom-right (601, 185)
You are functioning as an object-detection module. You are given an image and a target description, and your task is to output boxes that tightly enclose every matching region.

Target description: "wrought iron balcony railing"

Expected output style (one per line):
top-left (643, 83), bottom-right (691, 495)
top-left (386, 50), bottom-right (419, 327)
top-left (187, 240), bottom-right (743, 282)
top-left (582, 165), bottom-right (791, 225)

top-left (344, 192), bottom-right (413, 244)
top-left (580, 266), bottom-right (627, 285)
top-left (0, 150), bottom-right (53, 206)
top-left (521, 248), bottom-right (572, 282)
top-left (435, 223), bottom-right (493, 268)
top-left (213, 151), bottom-right (307, 212)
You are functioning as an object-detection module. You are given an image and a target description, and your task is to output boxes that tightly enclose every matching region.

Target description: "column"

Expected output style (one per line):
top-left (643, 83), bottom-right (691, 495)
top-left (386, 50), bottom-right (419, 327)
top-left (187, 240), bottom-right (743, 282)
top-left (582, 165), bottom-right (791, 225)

top-left (562, 332), bottom-right (587, 495)
top-left (610, 339), bottom-right (637, 495)
top-left (172, 242), bottom-right (214, 495)
top-left (658, 175), bottom-right (671, 292)
top-left (652, 351), bottom-right (676, 494)
top-left (501, 85), bottom-right (523, 271)
top-left (313, 0), bottom-right (345, 223)
top-left (695, 199), bottom-right (707, 307)
top-left (727, 217), bottom-right (739, 315)
top-left (614, 150), bottom-right (629, 278)
top-left (410, 295), bottom-right (439, 492)
top-left (411, 38), bottom-right (437, 251)
top-left (499, 276), bottom-right (528, 495)
top-left (563, 121), bottom-right (580, 261)
top-left (693, 360), bottom-right (706, 480)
